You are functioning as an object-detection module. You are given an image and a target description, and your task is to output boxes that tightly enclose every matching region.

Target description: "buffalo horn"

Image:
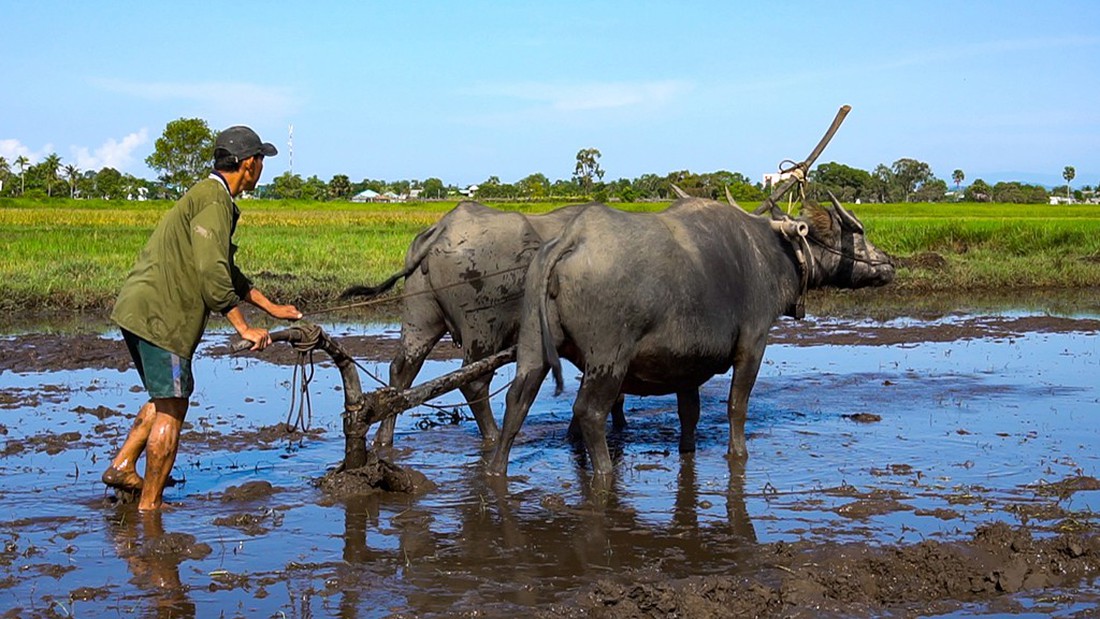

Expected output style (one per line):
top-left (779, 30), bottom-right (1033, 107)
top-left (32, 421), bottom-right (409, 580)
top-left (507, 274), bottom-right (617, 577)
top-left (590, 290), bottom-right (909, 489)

top-left (725, 186), bottom-right (744, 210)
top-left (670, 184), bottom-right (691, 199)
top-left (827, 191), bottom-right (862, 230)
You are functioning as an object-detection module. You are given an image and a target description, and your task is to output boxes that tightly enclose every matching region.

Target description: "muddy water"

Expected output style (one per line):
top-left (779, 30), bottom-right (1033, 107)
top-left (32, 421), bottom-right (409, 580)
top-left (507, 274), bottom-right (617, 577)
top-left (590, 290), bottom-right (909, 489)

top-left (0, 300), bottom-right (1099, 617)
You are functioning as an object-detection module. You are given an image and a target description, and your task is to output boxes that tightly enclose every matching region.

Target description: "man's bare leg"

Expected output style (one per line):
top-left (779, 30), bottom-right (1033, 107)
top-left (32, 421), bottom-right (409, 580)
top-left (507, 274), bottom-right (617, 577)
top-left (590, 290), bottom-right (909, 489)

top-left (102, 400), bottom-right (156, 491)
top-left (138, 398), bottom-right (189, 511)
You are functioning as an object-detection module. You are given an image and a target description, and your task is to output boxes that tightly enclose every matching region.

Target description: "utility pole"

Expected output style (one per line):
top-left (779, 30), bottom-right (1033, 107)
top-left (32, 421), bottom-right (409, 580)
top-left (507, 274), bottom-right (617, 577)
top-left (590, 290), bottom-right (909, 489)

top-left (288, 124), bottom-right (294, 176)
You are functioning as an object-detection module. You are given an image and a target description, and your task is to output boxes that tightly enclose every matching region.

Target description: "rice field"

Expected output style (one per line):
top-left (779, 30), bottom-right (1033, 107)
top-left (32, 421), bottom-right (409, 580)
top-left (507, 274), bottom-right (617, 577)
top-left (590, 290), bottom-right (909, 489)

top-left (2, 198), bottom-right (1099, 311)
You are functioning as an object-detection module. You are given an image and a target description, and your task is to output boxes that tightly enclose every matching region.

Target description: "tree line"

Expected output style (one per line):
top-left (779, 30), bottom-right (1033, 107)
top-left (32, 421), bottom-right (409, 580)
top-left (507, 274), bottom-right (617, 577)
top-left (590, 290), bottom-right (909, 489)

top-left (0, 118), bottom-right (1091, 204)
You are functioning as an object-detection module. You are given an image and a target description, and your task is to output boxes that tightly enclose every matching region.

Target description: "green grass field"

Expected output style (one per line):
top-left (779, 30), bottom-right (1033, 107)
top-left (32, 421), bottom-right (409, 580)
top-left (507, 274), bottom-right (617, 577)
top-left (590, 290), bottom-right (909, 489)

top-left (2, 197), bottom-right (1099, 312)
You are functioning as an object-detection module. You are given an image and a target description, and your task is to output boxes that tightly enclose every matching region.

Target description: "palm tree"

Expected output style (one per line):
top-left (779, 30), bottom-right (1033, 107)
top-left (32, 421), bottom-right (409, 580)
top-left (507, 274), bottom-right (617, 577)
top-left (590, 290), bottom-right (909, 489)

top-left (1063, 166), bottom-right (1076, 201)
top-left (14, 155), bottom-right (29, 195)
top-left (573, 148), bottom-right (604, 195)
top-left (42, 153), bottom-right (62, 198)
top-left (64, 164), bottom-right (80, 198)
top-left (0, 156), bottom-right (9, 195)
top-left (952, 169), bottom-right (964, 192)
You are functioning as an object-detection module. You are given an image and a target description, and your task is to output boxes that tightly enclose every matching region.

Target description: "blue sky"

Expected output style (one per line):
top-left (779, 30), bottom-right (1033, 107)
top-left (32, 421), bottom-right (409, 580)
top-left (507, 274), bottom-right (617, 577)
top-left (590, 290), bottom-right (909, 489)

top-left (2, 1), bottom-right (1098, 188)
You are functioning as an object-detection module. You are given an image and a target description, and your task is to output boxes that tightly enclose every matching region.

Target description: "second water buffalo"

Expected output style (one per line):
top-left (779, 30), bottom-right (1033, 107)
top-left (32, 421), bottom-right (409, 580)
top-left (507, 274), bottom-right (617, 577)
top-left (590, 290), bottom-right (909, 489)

top-left (342, 200), bottom-right (625, 446)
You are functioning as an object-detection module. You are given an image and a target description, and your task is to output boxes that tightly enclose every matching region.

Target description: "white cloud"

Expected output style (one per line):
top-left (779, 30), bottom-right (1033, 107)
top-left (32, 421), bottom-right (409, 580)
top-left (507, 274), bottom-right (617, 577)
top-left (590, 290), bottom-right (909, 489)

top-left (0, 139), bottom-right (53, 165)
top-left (0, 131), bottom-right (149, 174)
top-left (89, 78), bottom-right (301, 120)
top-left (70, 129), bottom-right (149, 172)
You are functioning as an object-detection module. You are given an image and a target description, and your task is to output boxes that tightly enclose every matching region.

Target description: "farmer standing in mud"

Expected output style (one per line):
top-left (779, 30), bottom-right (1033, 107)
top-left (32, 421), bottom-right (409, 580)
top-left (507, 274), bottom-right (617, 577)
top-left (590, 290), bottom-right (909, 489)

top-left (102, 125), bottom-right (302, 511)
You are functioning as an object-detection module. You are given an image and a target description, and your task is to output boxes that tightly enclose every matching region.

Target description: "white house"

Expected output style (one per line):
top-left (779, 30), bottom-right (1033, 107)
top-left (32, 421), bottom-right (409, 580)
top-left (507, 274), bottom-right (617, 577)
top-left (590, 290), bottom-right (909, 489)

top-left (762, 171), bottom-right (797, 187)
top-left (351, 189), bottom-right (382, 203)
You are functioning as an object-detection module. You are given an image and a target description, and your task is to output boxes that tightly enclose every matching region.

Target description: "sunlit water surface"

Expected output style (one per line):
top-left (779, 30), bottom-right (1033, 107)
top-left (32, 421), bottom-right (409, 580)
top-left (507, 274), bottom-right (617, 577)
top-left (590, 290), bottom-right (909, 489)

top-left (0, 311), bottom-right (1097, 617)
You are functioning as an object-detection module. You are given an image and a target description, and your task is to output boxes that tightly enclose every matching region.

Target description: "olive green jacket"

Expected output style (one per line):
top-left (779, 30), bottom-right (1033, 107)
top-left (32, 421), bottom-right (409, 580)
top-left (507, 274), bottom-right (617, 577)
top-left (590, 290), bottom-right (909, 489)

top-left (111, 175), bottom-right (253, 359)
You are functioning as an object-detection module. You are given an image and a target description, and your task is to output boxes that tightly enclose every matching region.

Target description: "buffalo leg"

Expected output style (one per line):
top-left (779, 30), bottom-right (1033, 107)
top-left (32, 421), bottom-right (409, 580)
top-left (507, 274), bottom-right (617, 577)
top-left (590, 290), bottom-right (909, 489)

top-left (573, 371), bottom-right (627, 476)
top-left (566, 394), bottom-right (627, 443)
top-left (610, 395), bottom-right (627, 430)
top-left (376, 326), bottom-right (443, 447)
top-left (727, 335), bottom-right (766, 460)
top-left (677, 388), bottom-right (701, 454)
top-left (458, 371), bottom-right (500, 443)
top-left (486, 365), bottom-right (548, 476)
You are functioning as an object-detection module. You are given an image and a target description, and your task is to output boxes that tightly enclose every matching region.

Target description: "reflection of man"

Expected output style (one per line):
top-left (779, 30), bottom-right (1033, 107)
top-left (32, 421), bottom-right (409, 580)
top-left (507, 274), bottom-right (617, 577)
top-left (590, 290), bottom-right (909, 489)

top-left (102, 126), bottom-right (301, 511)
top-left (108, 508), bottom-right (202, 617)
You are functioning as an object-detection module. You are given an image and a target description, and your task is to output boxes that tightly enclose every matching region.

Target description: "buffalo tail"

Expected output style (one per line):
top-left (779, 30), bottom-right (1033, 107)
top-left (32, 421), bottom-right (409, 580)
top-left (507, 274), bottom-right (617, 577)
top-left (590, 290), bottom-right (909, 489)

top-left (537, 238), bottom-right (569, 396)
top-left (338, 224), bottom-right (444, 300)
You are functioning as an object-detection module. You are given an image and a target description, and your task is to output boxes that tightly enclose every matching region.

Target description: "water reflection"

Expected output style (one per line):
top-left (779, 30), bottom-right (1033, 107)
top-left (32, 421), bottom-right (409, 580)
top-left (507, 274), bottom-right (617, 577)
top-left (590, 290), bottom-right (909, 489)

top-left (2, 309), bottom-right (1098, 617)
top-left (106, 507), bottom-right (200, 618)
top-left (327, 456), bottom-right (757, 616)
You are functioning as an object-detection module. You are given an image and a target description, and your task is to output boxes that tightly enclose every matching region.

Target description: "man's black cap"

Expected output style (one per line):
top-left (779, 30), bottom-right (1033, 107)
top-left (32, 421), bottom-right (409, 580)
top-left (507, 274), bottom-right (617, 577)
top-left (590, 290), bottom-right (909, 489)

top-left (214, 126), bottom-right (278, 160)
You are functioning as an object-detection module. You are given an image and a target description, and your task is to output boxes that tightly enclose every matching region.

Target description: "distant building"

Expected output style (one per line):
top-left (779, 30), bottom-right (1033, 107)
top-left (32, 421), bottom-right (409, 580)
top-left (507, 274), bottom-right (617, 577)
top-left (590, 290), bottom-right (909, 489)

top-left (351, 189), bottom-right (379, 203)
top-left (762, 171), bottom-right (796, 187)
top-left (347, 190), bottom-right (382, 204)
top-left (351, 189), bottom-right (405, 203)
top-left (459, 184), bottom-right (479, 197)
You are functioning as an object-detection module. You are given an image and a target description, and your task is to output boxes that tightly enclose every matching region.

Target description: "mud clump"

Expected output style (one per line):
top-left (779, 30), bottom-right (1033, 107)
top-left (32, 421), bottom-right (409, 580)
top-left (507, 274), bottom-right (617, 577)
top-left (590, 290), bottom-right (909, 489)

top-left (213, 509), bottom-right (284, 536)
top-left (315, 451), bottom-right (434, 500)
top-left (843, 412), bottom-right (882, 423)
top-left (544, 523), bottom-right (1100, 618)
top-left (140, 532), bottom-right (212, 562)
top-left (219, 480), bottom-right (284, 503)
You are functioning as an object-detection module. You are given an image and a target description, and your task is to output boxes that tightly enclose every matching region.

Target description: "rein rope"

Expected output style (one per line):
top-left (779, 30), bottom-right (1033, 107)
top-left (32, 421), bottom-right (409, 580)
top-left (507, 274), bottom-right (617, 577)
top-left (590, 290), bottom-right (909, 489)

top-left (302, 263), bottom-right (530, 318)
top-left (806, 233), bottom-right (894, 267)
top-left (285, 263), bottom-right (530, 421)
top-left (274, 263), bottom-right (532, 424)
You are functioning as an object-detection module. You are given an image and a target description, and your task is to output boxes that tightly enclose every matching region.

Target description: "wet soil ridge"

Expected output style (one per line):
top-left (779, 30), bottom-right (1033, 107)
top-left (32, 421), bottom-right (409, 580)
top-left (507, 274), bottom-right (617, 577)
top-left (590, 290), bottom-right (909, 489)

top-left (547, 523), bottom-right (1100, 618)
top-left (315, 451), bottom-right (435, 500)
top-left (8, 313), bottom-right (1099, 374)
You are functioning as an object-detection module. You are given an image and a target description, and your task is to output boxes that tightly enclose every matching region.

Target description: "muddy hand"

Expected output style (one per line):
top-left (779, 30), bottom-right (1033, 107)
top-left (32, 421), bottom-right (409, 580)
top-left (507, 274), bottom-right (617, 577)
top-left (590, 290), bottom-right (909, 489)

top-left (272, 304), bottom-right (303, 321)
top-left (240, 327), bottom-right (272, 351)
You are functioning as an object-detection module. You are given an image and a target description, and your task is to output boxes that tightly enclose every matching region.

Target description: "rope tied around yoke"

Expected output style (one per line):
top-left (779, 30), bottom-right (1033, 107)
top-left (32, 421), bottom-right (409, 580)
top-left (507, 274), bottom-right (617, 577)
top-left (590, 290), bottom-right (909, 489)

top-left (777, 159), bottom-right (809, 215)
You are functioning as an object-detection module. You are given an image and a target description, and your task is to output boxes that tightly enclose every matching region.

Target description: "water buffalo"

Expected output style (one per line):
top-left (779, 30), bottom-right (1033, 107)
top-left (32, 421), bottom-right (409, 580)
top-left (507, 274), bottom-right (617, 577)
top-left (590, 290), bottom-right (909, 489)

top-left (487, 194), bottom-right (895, 476)
top-left (341, 200), bottom-right (624, 447)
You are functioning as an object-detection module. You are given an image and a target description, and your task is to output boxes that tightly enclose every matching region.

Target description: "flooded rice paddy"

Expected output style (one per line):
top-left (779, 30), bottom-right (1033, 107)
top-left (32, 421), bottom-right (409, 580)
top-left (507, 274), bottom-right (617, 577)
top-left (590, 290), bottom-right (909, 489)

top-left (1, 294), bottom-right (1099, 617)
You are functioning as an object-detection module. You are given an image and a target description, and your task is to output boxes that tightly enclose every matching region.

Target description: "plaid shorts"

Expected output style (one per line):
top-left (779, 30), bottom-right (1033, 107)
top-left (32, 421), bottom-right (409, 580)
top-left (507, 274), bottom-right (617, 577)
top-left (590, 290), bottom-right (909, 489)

top-left (121, 329), bottom-right (194, 399)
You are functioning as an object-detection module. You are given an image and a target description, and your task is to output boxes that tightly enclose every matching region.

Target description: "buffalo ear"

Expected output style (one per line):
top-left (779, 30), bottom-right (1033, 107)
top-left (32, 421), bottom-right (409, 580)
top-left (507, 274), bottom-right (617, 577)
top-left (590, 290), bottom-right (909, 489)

top-left (798, 199), bottom-right (835, 236)
top-left (797, 199), bottom-right (821, 222)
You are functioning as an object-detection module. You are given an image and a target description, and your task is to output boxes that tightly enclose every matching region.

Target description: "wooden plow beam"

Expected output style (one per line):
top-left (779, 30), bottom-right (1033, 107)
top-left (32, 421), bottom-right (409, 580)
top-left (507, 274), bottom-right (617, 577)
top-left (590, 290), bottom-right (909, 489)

top-left (231, 324), bottom-right (515, 470)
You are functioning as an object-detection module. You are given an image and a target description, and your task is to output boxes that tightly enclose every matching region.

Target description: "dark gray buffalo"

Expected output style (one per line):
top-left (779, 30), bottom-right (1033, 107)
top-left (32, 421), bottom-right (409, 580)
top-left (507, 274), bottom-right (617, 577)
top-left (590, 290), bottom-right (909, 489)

top-left (342, 200), bottom-right (624, 446)
top-left (487, 195), bottom-right (895, 476)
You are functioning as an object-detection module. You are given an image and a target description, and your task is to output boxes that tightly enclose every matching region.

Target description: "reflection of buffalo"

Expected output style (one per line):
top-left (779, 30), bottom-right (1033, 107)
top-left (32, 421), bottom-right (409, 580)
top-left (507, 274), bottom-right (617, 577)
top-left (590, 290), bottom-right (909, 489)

top-left (490, 196), bottom-right (895, 476)
top-left (331, 457), bottom-right (755, 615)
top-left (342, 201), bottom-right (624, 447)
